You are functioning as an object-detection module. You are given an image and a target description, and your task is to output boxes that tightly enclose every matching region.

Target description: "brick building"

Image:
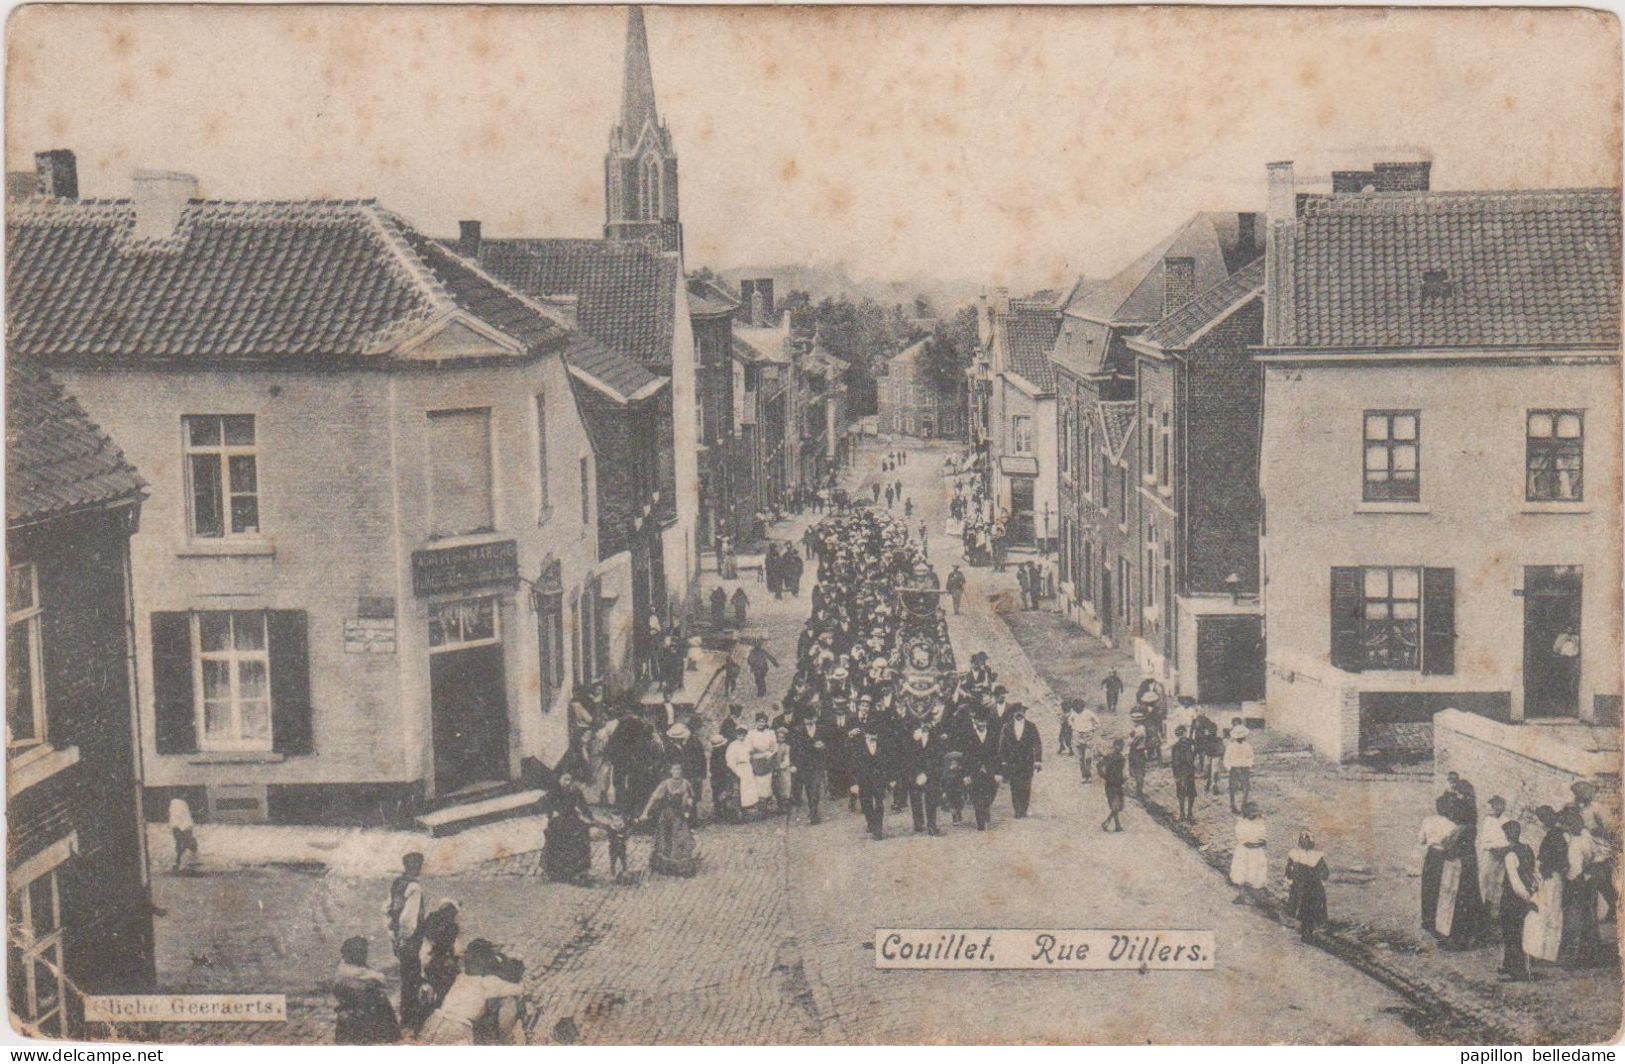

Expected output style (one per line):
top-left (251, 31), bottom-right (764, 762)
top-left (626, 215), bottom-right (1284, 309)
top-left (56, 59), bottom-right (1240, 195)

top-left (982, 292), bottom-right (1063, 550)
top-left (1255, 161), bottom-right (1622, 766)
top-left (9, 161), bottom-right (615, 823)
top-left (1052, 212), bottom-right (1264, 648)
top-left (1125, 258), bottom-right (1266, 702)
top-left (7, 368), bottom-right (156, 1035)
top-left (877, 338), bottom-right (965, 440)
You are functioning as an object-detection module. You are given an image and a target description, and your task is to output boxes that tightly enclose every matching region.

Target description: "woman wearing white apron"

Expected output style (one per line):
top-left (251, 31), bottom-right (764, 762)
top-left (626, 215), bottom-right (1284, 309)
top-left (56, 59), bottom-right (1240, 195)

top-left (1524, 806), bottom-right (1566, 964)
top-left (1230, 803), bottom-right (1269, 899)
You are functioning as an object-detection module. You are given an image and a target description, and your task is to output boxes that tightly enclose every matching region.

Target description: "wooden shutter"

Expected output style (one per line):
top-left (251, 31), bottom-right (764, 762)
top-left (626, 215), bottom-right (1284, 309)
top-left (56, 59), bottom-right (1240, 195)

top-left (151, 612), bottom-right (197, 754)
top-left (1422, 567), bottom-right (1456, 676)
top-left (1329, 567), bottom-right (1364, 672)
top-left (268, 610), bottom-right (313, 754)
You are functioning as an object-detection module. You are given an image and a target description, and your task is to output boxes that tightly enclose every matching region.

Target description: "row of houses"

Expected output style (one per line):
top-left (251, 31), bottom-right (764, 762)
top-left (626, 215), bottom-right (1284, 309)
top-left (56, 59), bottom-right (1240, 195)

top-left (3, 8), bottom-right (844, 841)
top-left (1, 7), bottom-right (858, 1032)
top-left (972, 158), bottom-right (1621, 783)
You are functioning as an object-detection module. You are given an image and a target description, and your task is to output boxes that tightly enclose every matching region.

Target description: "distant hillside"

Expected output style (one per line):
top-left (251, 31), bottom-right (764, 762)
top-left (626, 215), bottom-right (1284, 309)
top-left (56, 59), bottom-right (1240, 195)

top-left (718, 262), bottom-right (986, 318)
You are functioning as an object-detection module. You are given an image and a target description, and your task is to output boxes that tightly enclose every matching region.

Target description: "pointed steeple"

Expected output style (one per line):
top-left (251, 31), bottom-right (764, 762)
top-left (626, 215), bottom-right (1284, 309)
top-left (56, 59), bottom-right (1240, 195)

top-left (619, 6), bottom-right (659, 145)
top-left (604, 4), bottom-right (682, 255)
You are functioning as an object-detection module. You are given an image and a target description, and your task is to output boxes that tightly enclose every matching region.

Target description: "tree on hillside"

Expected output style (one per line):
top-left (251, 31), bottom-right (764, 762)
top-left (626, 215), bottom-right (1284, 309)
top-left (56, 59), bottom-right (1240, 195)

top-left (919, 304), bottom-right (981, 394)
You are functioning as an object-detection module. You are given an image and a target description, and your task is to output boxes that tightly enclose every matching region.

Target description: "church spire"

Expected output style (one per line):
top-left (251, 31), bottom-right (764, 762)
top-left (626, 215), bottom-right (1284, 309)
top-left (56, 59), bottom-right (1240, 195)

top-left (604, 5), bottom-right (682, 255)
top-left (619, 6), bottom-right (659, 145)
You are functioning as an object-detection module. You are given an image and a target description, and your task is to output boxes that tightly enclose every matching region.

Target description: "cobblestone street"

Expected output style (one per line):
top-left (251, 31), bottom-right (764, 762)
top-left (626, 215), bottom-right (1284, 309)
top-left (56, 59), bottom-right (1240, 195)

top-left (149, 439), bottom-right (1458, 1045)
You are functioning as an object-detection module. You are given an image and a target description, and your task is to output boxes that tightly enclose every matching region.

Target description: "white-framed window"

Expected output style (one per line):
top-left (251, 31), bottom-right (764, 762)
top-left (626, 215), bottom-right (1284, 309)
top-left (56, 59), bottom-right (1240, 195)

top-left (183, 415), bottom-right (259, 538)
top-left (7, 563), bottom-right (46, 753)
top-left (195, 611), bottom-right (272, 752)
top-left (1363, 410), bottom-right (1420, 502)
top-left (1527, 409), bottom-right (1584, 502)
top-left (430, 597), bottom-right (500, 653)
top-left (427, 408), bottom-right (494, 538)
top-left (1361, 566), bottom-right (1422, 671)
top-left (9, 866), bottom-right (65, 1037)
top-left (534, 393), bottom-right (551, 520)
top-left (1010, 414), bottom-right (1033, 454)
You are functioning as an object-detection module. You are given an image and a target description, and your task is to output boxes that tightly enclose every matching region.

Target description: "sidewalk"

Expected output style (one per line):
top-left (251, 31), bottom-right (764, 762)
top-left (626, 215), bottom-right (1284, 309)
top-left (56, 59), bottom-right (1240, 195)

top-left (997, 595), bottom-right (1622, 1044)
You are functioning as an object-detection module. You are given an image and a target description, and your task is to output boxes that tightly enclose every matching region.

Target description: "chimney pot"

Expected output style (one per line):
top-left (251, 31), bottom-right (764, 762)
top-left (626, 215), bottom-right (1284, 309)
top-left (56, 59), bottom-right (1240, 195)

top-left (458, 219), bottom-right (482, 254)
top-left (34, 149), bottom-right (77, 200)
top-left (131, 170), bottom-right (198, 241)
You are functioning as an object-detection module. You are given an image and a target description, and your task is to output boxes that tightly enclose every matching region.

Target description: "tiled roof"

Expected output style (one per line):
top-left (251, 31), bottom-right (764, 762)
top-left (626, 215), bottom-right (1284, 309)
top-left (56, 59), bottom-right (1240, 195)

top-left (1065, 212), bottom-right (1264, 326)
top-left (1136, 258), bottom-right (1265, 351)
top-left (463, 238), bottom-right (679, 366)
top-left (1287, 189), bottom-right (1622, 348)
top-left (8, 366), bottom-right (145, 526)
top-left (733, 323), bottom-right (789, 364)
top-left (7, 198), bottom-right (575, 364)
top-left (1095, 400), bottom-right (1137, 462)
top-left (686, 277), bottom-right (739, 318)
top-left (1002, 300), bottom-right (1061, 391)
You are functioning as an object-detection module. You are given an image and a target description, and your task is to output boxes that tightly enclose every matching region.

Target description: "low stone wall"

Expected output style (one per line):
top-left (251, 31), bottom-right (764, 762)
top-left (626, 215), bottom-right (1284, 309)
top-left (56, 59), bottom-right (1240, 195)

top-left (1433, 709), bottom-right (1620, 823)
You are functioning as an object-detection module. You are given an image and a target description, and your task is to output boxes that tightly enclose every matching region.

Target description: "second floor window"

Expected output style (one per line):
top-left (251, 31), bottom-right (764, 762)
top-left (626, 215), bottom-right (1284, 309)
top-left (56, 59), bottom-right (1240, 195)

top-left (184, 415), bottom-right (259, 538)
top-left (7, 562), bottom-right (45, 751)
top-left (1363, 411), bottom-right (1420, 502)
top-left (1010, 415), bottom-right (1032, 454)
top-left (1527, 410), bottom-right (1583, 502)
top-left (1160, 412), bottom-right (1171, 487)
top-left (427, 409), bottom-right (494, 538)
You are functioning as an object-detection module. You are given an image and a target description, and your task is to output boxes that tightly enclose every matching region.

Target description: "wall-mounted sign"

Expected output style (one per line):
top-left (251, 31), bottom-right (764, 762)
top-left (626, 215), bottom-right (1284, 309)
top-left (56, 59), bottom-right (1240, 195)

top-left (412, 539), bottom-right (519, 597)
top-left (344, 617), bottom-right (397, 654)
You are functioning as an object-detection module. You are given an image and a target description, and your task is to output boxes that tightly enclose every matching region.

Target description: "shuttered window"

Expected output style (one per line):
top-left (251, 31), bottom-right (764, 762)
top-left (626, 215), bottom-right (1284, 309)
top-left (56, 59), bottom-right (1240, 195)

top-left (427, 409), bottom-right (494, 538)
top-left (1329, 566), bottom-right (1454, 674)
top-left (151, 610), bottom-right (311, 755)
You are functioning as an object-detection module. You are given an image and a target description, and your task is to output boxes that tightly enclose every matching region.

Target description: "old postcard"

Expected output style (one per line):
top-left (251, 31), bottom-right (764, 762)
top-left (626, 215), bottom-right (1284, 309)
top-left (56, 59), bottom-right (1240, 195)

top-left (3, 2), bottom-right (1621, 1048)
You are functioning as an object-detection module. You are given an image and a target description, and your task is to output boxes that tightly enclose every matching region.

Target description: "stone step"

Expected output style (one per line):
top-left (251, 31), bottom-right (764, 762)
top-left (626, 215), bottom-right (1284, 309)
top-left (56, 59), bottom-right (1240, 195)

top-left (415, 788), bottom-right (546, 837)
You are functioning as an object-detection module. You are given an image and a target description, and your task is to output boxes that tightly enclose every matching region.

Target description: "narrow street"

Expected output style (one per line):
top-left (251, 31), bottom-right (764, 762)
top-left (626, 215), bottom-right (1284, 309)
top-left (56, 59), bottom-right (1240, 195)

top-left (150, 437), bottom-right (1424, 1045)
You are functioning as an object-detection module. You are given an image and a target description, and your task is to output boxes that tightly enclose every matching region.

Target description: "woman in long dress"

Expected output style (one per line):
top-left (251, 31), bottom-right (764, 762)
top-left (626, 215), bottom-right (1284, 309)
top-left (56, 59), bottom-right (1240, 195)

top-left (1559, 808), bottom-right (1602, 969)
top-left (727, 731), bottom-right (760, 817)
top-left (1230, 803), bottom-right (1269, 898)
top-left (1420, 795), bottom-right (1463, 940)
top-left (1524, 806), bottom-right (1566, 964)
top-left (1286, 831), bottom-right (1330, 942)
top-left (541, 775), bottom-right (596, 884)
top-left (639, 763), bottom-right (700, 877)
top-left (418, 940), bottom-right (524, 1046)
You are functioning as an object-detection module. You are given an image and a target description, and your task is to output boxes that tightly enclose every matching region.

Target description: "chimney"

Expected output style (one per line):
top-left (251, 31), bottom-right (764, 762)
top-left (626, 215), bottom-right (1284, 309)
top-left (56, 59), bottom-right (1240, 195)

top-left (1163, 257), bottom-right (1196, 317)
top-left (1238, 211), bottom-right (1259, 257)
top-left (1373, 160), bottom-right (1431, 192)
top-left (131, 170), bottom-right (198, 241)
top-left (1264, 161), bottom-right (1297, 346)
top-left (977, 293), bottom-right (992, 347)
top-left (458, 219), bottom-right (482, 256)
top-left (756, 279), bottom-right (775, 325)
top-left (34, 150), bottom-right (77, 200)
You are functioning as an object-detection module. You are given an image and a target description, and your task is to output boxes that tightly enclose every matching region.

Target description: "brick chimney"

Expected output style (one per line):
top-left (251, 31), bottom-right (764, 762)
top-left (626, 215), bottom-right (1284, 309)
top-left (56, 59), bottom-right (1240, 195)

top-left (131, 170), bottom-right (197, 242)
top-left (1373, 160), bottom-right (1431, 192)
top-left (1163, 256), bottom-right (1196, 317)
top-left (458, 219), bottom-right (482, 256)
top-left (35, 149), bottom-right (77, 200)
top-left (1264, 161), bottom-right (1297, 346)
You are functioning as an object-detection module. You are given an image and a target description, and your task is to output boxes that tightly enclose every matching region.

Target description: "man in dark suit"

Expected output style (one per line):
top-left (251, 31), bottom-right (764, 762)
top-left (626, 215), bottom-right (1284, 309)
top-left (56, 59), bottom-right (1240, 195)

top-left (897, 722), bottom-right (946, 836)
top-left (851, 724), bottom-right (892, 839)
top-left (999, 703), bottom-right (1043, 819)
top-left (787, 713), bottom-right (831, 825)
top-left (958, 710), bottom-right (1002, 831)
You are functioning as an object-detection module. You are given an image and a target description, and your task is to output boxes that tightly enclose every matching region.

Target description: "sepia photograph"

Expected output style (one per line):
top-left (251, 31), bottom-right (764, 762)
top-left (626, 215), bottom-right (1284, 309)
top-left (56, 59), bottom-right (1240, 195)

top-left (2, 1), bottom-right (1621, 1049)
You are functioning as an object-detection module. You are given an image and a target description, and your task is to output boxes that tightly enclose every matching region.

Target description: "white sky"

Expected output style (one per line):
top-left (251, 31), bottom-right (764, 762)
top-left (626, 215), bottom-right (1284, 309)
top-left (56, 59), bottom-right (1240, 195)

top-left (6, 5), bottom-right (1620, 291)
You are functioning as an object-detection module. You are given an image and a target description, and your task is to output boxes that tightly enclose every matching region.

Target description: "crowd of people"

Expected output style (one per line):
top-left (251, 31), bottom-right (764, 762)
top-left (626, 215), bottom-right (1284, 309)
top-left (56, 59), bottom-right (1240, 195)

top-left (332, 852), bottom-right (527, 1045)
top-left (1418, 773), bottom-right (1616, 981)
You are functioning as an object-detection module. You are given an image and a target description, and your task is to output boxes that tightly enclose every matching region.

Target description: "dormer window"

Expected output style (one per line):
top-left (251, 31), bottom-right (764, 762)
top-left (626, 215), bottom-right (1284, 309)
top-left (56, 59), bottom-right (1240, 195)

top-left (1421, 269), bottom-right (1453, 301)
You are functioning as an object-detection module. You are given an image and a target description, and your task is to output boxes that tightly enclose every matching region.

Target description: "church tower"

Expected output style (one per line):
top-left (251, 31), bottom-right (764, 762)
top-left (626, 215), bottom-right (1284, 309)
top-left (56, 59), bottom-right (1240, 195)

top-left (605, 6), bottom-right (682, 255)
